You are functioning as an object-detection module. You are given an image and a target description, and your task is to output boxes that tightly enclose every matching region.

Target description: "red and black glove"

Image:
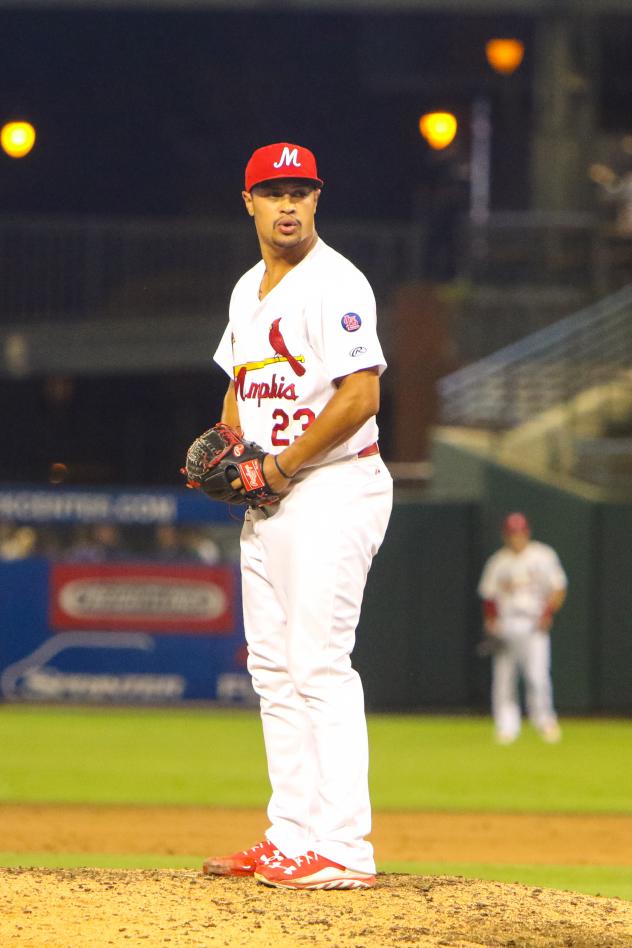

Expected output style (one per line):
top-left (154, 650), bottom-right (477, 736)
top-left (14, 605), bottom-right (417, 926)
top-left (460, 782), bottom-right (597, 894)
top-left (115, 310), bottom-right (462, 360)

top-left (182, 423), bottom-right (279, 508)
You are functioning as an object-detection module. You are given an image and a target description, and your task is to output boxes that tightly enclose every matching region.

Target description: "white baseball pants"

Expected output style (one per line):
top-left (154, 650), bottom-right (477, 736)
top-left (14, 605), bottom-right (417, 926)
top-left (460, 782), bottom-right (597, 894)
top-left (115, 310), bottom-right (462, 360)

top-left (240, 454), bottom-right (392, 874)
top-left (492, 627), bottom-right (558, 739)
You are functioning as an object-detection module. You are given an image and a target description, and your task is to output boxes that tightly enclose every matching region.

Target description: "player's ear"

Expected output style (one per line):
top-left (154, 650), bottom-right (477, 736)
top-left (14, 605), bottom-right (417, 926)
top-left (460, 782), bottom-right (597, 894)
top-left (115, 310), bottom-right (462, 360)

top-left (313, 188), bottom-right (321, 212)
top-left (242, 190), bottom-right (255, 217)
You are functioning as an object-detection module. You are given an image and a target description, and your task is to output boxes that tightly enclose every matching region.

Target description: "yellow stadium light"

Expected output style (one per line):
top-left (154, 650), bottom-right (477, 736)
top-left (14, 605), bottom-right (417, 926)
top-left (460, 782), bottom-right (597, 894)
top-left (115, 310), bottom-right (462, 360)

top-left (419, 112), bottom-right (458, 150)
top-left (1, 121), bottom-right (37, 159)
top-left (485, 38), bottom-right (525, 75)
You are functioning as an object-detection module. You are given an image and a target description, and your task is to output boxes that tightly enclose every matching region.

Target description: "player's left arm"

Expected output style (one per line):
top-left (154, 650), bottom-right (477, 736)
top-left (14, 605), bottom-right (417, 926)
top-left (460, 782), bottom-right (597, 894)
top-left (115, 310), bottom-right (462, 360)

top-left (261, 367), bottom-right (380, 493)
top-left (538, 548), bottom-right (568, 631)
top-left (539, 586), bottom-right (566, 632)
top-left (220, 380), bottom-right (242, 431)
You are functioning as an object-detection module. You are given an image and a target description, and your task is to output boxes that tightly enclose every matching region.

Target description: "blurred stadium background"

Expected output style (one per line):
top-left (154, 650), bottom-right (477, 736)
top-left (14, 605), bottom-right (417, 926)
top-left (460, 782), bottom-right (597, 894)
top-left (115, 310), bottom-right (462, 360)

top-left (1, 0), bottom-right (631, 714)
top-left (1, 0), bottom-right (632, 901)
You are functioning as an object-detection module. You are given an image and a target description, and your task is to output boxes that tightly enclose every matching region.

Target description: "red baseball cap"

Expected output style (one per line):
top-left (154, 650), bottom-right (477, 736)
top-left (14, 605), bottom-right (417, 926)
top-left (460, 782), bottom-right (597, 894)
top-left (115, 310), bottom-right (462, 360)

top-left (503, 512), bottom-right (530, 534)
top-left (244, 142), bottom-right (324, 191)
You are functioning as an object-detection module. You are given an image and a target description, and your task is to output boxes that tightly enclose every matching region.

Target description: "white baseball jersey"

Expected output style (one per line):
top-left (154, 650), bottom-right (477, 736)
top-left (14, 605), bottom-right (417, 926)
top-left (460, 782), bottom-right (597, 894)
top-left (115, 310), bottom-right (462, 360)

top-left (213, 237), bottom-right (386, 461)
top-left (478, 541), bottom-right (567, 629)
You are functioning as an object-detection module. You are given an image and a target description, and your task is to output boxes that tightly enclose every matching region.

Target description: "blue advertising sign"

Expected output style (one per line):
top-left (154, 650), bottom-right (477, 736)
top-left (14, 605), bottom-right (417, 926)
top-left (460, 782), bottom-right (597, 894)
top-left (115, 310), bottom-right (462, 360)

top-left (0, 559), bottom-right (254, 705)
top-left (0, 484), bottom-right (238, 525)
top-left (0, 487), bottom-right (254, 706)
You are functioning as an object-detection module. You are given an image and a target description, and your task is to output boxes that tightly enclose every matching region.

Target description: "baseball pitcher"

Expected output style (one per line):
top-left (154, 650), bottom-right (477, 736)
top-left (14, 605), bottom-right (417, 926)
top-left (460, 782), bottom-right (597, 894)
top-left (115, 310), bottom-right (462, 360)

top-left (188, 143), bottom-right (393, 889)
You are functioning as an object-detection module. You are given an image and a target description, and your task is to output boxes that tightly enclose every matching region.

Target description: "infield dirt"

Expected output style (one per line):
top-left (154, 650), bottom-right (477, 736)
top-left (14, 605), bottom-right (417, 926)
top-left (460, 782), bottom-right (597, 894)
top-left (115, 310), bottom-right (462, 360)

top-left (1, 805), bottom-right (632, 947)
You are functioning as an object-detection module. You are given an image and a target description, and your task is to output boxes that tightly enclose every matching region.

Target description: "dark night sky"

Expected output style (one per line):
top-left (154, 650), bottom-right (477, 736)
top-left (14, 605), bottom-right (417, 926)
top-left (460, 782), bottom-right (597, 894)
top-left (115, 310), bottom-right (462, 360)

top-left (1, 8), bottom-right (632, 485)
top-left (0, 9), bottom-right (541, 220)
top-left (1, 10), bottom-right (632, 221)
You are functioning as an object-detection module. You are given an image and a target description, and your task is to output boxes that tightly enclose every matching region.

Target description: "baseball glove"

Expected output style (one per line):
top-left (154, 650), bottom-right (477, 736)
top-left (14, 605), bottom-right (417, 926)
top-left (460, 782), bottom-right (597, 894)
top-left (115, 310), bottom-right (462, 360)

top-left (182, 423), bottom-right (279, 508)
top-left (476, 634), bottom-right (506, 658)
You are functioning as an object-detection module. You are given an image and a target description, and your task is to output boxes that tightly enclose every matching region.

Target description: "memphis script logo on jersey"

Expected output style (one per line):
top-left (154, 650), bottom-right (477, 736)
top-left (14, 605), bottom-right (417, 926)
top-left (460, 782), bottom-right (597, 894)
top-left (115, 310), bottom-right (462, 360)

top-left (341, 312), bottom-right (362, 332)
top-left (232, 319), bottom-right (305, 407)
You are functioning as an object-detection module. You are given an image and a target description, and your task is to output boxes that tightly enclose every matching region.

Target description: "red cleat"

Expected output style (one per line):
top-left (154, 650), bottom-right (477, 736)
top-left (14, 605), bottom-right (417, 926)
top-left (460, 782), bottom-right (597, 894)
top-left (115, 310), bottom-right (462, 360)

top-left (202, 839), bottom-right (284, 877)
top-left (254, 851), bottom-right (376, 890)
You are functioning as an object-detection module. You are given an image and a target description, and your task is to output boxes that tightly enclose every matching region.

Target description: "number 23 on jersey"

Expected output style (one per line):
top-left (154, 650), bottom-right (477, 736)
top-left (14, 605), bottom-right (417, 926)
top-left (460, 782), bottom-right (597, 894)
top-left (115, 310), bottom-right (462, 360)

top-left (271, 408), bottom-right (316, 446)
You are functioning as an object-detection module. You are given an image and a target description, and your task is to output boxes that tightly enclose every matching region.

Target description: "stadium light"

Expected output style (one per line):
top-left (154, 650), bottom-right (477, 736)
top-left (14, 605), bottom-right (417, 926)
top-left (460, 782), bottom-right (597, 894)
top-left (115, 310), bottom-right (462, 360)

top-left (485, 38), bottom-right (524, 76)
top-left (1, 121), bottom-right (37, 158)
top-left (418, 112), bottom-right (458, 150)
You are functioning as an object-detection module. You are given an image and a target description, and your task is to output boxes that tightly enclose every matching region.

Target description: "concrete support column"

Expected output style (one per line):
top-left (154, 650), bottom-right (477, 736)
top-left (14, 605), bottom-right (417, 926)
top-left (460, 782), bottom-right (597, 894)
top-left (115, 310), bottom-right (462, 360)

top-left (530, 15), bottom-right (599, 213)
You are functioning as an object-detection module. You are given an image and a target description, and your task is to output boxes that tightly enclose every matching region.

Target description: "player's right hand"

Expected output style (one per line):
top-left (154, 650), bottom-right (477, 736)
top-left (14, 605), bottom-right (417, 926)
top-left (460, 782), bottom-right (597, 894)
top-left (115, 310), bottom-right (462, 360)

top-left (263, 454), bottom-right (292, 494)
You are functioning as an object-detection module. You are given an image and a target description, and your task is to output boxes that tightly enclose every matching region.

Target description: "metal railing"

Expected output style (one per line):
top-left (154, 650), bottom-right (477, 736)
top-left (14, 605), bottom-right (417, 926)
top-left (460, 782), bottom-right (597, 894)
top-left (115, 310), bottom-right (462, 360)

top-left (3, 212), bottom-right (630, 332)
top-left (2, 213), bottom-right (630, 381)
top-left (439, 283), bottom-right (632, 429)
top-left (0, 216), bottom-right (426, 327)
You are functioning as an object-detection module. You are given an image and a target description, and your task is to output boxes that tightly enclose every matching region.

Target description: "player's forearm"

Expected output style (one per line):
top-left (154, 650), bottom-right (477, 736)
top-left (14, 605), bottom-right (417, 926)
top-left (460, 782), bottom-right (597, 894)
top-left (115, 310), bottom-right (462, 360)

top-left (542, 588), bottom-right (566, 622)
top-left (538, 587), bottom-right (566, 632)
top-left (220, 382), bottom-right (241, 431)
top-left (549, 588), bottom-right (566, 612)
top-left (277, 369), bottom-right (380, 476)
top-left (482, 599), bottom-right (499, 634)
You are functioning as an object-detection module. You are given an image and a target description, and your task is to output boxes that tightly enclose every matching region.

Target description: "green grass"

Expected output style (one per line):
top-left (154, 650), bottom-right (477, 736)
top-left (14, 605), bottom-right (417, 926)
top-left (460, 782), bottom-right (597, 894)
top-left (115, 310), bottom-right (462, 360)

top-left (0, 705), bottom-right (268, 806)
top-left (0, 852), bottom-right (628, 901)
top-left (0, 852), bottom-right (200, 870)
top-left (368, 715), bottom-right (632, 812)
top-left (380, 862), bottom-right (632, 902)
top-left (1, 706), bottom-right (631, 812)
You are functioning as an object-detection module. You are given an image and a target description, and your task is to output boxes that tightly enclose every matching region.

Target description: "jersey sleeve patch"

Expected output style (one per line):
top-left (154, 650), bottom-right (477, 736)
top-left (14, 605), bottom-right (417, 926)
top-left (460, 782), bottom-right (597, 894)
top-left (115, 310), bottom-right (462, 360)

top-left (341, 312), bottom-right (362, 332)
top-left (319, 264), bottom-right (386, 380)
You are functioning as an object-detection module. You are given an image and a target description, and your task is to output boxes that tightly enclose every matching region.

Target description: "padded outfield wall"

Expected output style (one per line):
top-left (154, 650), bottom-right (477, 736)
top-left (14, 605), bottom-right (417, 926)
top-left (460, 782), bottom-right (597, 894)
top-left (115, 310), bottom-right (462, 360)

top-left (1, 473), bottom-right (630, 713)
top-left (0, 484), bottom-right (482, 712)
top-left (354, 497), bottom-right (481, 712)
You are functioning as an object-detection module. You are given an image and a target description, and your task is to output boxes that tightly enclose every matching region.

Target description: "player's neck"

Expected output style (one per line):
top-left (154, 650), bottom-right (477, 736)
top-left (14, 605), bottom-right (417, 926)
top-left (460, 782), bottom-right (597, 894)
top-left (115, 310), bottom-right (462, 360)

top-left (258, 233), bottom-right (318, 299)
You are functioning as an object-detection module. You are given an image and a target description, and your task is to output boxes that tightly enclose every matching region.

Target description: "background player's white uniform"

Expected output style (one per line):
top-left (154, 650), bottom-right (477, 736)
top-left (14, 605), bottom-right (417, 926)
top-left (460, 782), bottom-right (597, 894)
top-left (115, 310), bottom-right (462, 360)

top-left (214, 237), bottom-right (393, 874)
top-left (478, 540), bottom-right (567, 742)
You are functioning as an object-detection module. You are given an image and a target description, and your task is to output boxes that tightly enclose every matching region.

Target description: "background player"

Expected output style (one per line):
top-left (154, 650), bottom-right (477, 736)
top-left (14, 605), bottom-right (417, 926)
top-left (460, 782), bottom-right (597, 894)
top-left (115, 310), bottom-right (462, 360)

top-left (478, 512), bottom-right (567, 745)
top-left (202, 142), bottom-right (393, 889)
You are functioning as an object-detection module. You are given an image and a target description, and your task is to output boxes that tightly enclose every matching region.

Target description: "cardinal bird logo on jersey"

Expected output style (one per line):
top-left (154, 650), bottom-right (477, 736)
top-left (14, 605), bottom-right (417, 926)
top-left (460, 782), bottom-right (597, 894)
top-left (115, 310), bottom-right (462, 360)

top-left (232, 318), bottom-right (305, 404)
top-left (268, 318), bottom-right (306, 377)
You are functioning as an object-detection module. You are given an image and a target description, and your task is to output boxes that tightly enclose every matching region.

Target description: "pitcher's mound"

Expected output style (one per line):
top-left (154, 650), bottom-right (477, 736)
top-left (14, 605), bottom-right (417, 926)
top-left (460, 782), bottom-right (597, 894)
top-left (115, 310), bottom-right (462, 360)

top-left (1, 868), bottom-right (631, 947)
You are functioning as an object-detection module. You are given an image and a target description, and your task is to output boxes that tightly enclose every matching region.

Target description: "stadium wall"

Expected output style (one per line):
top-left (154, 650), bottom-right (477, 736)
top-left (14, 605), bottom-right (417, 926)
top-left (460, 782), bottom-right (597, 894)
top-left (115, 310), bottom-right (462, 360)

top-left (1, 477), bottom-right (630, 712)
top-left (354, 498), bottom-right (481, 711)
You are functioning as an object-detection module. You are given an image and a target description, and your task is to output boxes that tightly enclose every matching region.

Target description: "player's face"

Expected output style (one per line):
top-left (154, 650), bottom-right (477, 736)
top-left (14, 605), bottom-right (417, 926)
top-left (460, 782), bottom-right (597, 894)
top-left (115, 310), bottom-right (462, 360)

top-left (242, 181), bottom-right (320, 253)
top-left (504, 529), bottom-right (530, 553)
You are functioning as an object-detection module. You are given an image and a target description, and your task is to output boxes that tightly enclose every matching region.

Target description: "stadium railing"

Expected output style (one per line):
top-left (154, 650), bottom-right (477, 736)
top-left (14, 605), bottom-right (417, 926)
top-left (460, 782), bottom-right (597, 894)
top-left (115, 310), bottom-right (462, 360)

top-left (438, 283), bottom-right (632, 437)
top-left (0, 215), bottom-right (425, 326)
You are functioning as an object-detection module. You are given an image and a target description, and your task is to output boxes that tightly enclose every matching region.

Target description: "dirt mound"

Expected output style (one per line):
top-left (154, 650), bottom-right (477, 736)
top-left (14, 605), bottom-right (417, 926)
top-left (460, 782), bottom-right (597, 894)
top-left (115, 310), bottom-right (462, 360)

top-left (2, 868), bottom-right (631, 947)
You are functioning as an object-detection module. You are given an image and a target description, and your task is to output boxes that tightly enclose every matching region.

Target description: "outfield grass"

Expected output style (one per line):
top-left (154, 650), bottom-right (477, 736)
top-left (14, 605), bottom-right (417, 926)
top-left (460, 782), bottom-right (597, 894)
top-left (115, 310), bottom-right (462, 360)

top-left (1, 705), bottom-right (631, 812)
top-left (1, 706), bottom-right (631, 900)
top-left (369, 715), bottom-right (632, 812)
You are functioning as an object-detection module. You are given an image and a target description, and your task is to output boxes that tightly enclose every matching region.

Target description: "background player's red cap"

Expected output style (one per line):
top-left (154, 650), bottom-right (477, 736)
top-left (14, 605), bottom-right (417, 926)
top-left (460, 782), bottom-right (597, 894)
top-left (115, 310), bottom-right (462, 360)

top-left (503, 512), bottom-right (530, 533)
top-left (244, 142), bottom-right (324, 191)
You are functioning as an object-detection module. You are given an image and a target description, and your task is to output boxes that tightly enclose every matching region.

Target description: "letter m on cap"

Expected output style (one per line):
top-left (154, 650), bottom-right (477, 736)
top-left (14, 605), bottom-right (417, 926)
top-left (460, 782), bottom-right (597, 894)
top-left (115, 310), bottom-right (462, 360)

top-left (273, 146), bottom-right (301, 170)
